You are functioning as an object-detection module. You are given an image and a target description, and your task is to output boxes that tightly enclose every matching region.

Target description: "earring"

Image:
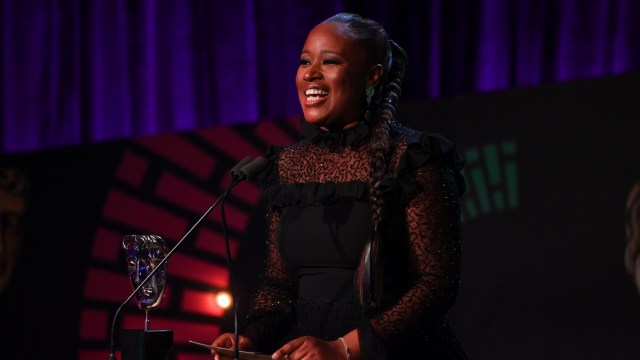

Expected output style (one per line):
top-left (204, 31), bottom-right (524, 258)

top-left (366, 86), bottom-right (375, 107)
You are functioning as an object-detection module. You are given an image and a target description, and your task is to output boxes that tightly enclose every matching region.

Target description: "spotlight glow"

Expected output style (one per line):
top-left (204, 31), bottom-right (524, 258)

top-left (216, 291), bottom-right (232, 309)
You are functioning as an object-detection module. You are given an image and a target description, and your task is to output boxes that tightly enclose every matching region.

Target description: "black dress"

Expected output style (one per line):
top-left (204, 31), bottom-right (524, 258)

top-left (242, 120), bottom-right (467, 359)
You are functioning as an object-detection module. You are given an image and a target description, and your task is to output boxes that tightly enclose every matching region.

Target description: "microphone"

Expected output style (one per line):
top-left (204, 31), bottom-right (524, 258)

top-left (224, 156), bottom-right (268, 360)
top-left (230, 156), bottom-right (254, 181)
top-left (236, 157), bottom-right (269, 180)
top-left (108, 156), bottom-right (267, 360)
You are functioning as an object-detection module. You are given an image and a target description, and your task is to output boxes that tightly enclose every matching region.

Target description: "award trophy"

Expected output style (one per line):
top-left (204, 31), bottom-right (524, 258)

top-left (121, 234), bottom-right (173, 360)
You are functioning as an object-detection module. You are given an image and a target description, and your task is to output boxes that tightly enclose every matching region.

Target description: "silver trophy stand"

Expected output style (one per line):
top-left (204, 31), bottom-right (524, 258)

top-left (121, 235), bottom-right (173, 360)
top-left (120, 329), bottom-right (173, 360)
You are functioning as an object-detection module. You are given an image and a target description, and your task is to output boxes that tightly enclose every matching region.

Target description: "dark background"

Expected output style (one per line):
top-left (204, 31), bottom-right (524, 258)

top-left (3, 0), bottom-right (640, 153)
top-left (2, 73), bottom-right (639, 359)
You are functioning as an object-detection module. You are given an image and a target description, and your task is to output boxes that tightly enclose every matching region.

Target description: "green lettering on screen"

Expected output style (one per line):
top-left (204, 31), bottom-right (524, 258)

top-left (460, 139), bottom-right (518, 222)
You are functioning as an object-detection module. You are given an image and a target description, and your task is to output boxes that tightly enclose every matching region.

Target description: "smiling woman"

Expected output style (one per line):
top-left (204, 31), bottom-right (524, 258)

top-left (211, 13), bottom-right (467, 360)
top-left (296, 21), bottom-right (382, 130)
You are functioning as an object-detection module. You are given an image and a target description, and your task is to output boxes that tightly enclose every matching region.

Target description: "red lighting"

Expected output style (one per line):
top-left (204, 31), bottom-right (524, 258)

top-left (181, 289), bottom-right (225, 317)
top-left (215, 292), bottom-right (232, 310)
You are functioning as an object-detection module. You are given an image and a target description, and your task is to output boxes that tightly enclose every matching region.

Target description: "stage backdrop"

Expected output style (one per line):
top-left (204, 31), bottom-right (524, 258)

top-left (1, 73), bottom-right (639, 359)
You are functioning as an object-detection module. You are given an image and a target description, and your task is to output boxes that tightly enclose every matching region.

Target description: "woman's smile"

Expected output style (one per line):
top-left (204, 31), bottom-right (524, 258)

top-left (296, 22), bottom-right (372, 129)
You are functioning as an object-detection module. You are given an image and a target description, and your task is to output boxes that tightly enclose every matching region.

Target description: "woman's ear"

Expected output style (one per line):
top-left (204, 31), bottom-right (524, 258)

top-left (368, 64), bottom-right (384, 87)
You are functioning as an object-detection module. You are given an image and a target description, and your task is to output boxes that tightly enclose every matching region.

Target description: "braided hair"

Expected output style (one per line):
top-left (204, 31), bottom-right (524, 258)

top-left (322, 13), bottom-right (408, 309)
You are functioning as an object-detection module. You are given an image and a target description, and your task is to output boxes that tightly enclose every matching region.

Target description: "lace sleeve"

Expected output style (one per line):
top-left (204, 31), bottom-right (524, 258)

top-left (241, 208), bottom-right (298, 351)
top-left (370, 159), bottom-right (462, 343)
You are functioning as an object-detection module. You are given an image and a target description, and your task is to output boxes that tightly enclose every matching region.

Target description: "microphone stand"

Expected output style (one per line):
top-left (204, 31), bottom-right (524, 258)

top-left (108, 178), bottom-right (241, 360)
top-left (220, 198), bottom-right (240, 360)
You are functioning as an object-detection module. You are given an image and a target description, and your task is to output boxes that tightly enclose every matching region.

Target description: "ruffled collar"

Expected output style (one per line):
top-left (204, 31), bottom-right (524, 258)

top-left (301, 118), bottom-right (371, 148)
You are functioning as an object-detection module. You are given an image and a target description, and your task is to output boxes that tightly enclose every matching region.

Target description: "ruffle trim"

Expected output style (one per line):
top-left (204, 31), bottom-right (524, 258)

top-left (301, 117), bottom-right (371, 148)
top-left (258, 127), bottom-right (466, 209)
top-left (377, 129), bottom-right (466, 203)
top-left (262, 180), bottom-right (370, 209)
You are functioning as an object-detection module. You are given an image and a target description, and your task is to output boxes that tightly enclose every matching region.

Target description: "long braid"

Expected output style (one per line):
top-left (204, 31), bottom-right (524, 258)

top-left (359, 117), bottom-right (390, 307)
top-left (360, 40), bottom-right (407, 308)
top-left (377, 41), bottom-right (407, 123)
top-left (324, 13), bottom-right (408, 309)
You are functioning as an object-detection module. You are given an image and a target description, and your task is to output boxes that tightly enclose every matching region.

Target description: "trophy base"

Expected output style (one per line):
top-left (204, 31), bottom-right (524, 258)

top-left (121, 329), bottom-right (174, 360)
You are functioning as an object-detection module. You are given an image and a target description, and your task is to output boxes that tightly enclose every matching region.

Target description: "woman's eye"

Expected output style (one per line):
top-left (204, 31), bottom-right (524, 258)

top-left (299, 58), bottom-right (310, 66)
top-left (322, 59), bottom-right (339, 65)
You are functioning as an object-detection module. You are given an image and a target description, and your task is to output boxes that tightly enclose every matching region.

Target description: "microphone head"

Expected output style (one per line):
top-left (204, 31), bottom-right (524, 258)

top-left (231, 156), bottom-right (254, 180)
top-left (238, 157), bottom-right (269, 180)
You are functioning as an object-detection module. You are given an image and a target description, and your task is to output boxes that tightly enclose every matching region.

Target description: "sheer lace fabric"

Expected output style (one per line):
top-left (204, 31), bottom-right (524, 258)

top-left (242, 122), bottom-right (465, 358)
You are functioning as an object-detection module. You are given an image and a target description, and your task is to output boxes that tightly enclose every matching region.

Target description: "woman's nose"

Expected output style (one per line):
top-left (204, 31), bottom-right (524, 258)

top-left (303, 65), bottom-right (322, 81)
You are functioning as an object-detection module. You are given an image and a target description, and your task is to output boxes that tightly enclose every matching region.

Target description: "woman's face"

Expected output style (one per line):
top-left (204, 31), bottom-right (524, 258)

top-left (296, 22), bottom-right (377, 130)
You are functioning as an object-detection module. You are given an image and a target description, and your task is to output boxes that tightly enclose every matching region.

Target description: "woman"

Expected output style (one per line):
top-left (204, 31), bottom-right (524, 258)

top-left (212, 13), bottom-right (466, 359)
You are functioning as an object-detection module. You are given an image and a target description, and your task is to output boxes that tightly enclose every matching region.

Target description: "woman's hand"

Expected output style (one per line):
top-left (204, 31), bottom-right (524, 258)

top-left (210, 333), bottom-right (254, 360)
top-left (271, 336), bottom-right (346, 360)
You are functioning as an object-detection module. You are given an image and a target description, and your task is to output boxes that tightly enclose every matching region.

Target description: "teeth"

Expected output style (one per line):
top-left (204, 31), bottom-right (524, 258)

top-left (305, 89), bottom-right (328, 96)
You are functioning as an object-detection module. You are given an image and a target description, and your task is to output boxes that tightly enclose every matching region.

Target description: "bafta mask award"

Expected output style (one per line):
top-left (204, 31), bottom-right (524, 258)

top-left (122, 234), bottom-right (168, 330)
